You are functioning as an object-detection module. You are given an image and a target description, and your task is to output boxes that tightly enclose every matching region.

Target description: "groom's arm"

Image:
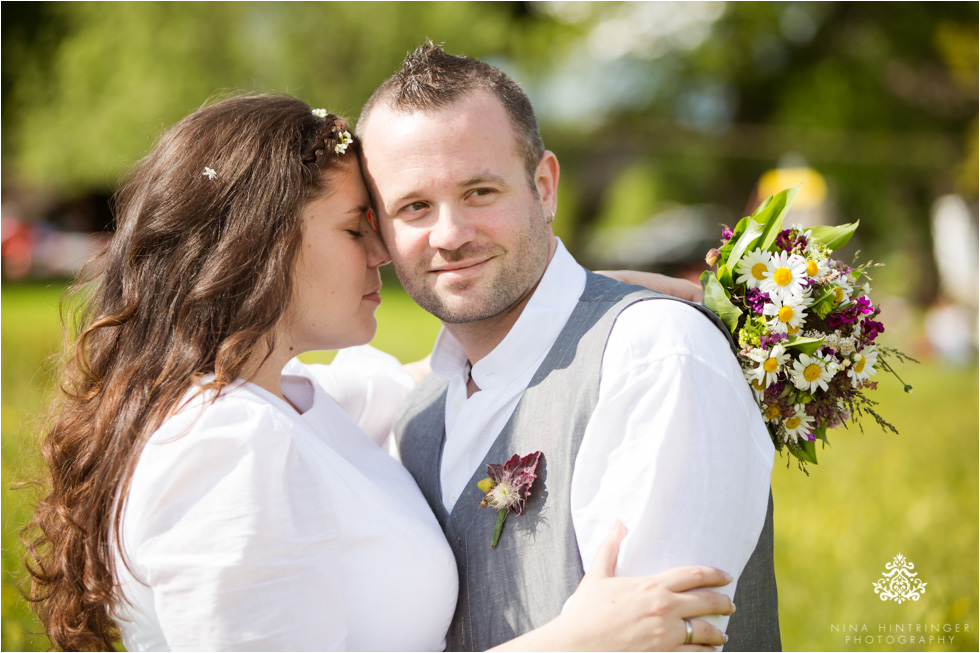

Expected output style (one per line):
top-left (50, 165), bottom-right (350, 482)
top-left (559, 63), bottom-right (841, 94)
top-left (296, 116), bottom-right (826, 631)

top-left (569, 299), bottom-right (774, 635)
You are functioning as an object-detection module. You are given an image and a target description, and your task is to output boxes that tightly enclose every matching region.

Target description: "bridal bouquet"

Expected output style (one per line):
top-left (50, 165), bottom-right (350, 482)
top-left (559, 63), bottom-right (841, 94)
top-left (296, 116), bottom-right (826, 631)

top-left (701, 185), bottom-right (912, 470)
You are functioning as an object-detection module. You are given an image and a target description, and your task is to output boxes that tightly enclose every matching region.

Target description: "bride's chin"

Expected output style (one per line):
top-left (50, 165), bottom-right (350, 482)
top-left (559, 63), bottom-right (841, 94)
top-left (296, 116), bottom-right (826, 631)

top-left (351, 319), bottom-right (379, 347)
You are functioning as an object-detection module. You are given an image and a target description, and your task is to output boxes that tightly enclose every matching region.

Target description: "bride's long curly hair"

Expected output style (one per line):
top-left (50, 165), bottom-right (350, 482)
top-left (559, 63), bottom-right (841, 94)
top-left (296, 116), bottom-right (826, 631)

top-left (23, 94), bottom-right (358, 651)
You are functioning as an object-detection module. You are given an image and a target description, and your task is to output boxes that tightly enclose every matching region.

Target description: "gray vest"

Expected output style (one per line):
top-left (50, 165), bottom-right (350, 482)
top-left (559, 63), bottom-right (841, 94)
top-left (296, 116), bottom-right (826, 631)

top-left (395, 273), bottom-right (780, 652)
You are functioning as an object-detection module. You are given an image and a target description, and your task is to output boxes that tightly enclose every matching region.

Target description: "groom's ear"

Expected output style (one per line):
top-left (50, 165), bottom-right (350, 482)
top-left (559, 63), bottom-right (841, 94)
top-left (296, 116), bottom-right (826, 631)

top-left (534, 151), bottom-right (560, 215)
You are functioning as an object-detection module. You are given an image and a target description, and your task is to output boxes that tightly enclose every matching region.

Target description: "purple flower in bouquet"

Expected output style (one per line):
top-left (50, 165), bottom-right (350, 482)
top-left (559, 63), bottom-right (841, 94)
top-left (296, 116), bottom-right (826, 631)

top-left (746, 288), bottom-right (770, 314)
top-left (862, 318), bottom-right (885, 342)
top-left (828, 296), bottom-right (875, 328)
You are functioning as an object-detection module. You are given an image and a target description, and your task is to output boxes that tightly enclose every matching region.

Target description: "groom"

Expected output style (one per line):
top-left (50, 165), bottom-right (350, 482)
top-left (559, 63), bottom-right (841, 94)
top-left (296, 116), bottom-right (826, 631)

top-left (357, 41), bottom-right (780, 651)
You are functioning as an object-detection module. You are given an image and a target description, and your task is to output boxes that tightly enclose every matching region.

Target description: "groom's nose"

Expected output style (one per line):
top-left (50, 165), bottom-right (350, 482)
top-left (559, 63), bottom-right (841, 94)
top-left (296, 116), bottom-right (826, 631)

top-left (429, 205), bottom-right (476, 252)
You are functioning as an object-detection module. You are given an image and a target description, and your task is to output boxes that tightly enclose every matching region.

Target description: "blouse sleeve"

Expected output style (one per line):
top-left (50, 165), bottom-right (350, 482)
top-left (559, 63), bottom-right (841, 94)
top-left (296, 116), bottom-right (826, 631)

top-left (291, 345), bottom-right (415, 447)
top-left (122, 399), bottom-right (349, 651)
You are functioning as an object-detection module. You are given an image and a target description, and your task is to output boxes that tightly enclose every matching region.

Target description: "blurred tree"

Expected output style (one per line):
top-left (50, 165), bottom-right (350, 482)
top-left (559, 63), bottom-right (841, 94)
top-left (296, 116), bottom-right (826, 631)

top-left (526, 1), bottom-right (977, 303)
top-left (1, 2), bottom-right (563, 192)
top-left (2, 2), bottom-right (976, 302)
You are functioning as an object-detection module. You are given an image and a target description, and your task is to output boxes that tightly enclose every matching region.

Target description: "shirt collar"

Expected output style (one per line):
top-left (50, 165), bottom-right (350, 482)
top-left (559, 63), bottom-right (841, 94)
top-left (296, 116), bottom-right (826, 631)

top-left (429, 239), bottom-right (586, 390)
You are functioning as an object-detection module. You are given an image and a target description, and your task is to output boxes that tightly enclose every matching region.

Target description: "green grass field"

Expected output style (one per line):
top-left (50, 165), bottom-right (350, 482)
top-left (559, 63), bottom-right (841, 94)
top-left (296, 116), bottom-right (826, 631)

top-left (2, 281), bottom-right (977, 651)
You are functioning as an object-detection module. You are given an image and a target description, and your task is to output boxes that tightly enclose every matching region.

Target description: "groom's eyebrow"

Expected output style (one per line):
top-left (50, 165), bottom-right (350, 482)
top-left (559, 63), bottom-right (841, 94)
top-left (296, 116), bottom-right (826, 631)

top-left (388, 173), bottom-right (510, 207)
top-left (461, 173), bottom-right (508, 188)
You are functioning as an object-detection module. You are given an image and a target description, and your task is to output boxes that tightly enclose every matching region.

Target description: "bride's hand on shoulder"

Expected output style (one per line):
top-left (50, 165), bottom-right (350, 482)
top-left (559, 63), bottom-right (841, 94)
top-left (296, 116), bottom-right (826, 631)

top-left (561, 521), bottom-right (732, 651)
top-left (493, 521), bottom-right (732, 651)
top-left (597, 270), bottom-right (703, 303)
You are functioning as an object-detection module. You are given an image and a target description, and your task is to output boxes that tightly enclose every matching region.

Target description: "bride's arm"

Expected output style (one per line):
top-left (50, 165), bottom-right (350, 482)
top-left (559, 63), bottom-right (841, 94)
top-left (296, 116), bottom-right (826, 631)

top-left (489, 522), bottom-right (732, 652)
top-left (402, 355), bottom-right (431, 384)
top-left (597, 270), bottom-right (703, 303)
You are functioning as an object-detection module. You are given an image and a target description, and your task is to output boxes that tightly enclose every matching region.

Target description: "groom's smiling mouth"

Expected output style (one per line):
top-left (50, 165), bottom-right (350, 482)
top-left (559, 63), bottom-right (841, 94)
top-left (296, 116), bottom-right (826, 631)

top-left (429, 257), bottom-right (495, 280)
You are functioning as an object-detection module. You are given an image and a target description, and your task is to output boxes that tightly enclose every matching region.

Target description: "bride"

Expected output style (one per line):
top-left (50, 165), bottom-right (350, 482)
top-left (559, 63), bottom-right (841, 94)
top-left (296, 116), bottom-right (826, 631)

top-left (25, 94), bottom-right (732, 651)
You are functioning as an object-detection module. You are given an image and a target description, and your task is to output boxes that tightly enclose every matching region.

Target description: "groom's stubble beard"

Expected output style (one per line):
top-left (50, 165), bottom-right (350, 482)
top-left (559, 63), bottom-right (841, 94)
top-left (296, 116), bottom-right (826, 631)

top-left (387, 203), bottom-right (551, 325)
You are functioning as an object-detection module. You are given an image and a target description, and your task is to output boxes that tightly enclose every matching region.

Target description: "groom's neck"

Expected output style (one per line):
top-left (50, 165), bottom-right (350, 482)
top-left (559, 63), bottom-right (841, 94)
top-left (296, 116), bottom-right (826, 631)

top-left (443, 292), bottom-right (532, 367)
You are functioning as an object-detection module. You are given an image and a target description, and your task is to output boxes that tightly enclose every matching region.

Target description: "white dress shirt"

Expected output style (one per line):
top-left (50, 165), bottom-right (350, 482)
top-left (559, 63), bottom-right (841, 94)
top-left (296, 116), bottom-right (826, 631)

top-left (430, 240), bottom-right (774, 634)
top-left (114, 348), bottom-right (458, 651)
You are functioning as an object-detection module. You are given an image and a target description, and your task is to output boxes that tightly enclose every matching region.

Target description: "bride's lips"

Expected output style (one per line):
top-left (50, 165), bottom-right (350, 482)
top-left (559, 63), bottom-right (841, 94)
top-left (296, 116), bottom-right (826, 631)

top-left (362, 285), bottom-right (382, 304)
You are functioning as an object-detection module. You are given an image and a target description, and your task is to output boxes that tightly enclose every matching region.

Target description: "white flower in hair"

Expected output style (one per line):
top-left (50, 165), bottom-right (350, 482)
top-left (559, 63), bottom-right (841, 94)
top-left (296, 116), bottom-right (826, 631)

top-left (311, 108), bottom-right (328, 118)
top-left (202, 167), bottom-right (218, 180)
top-left (335, 130), bottom-right (353, 154)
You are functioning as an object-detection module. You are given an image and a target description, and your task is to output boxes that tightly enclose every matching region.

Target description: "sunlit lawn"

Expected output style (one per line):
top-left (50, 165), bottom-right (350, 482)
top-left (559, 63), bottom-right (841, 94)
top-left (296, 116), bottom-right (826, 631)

top-left (2, 280), bottom-right (977, 651)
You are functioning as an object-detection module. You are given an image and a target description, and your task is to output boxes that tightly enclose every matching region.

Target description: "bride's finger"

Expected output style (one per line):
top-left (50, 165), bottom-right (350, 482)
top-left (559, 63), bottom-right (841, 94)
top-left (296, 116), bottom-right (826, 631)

top-left (648, 565), bottom-right (733, 593)
top-left (669, 587), bottom-right (735, 618)
top-left (677, 617), bottom-right (727, 649)
top-left (585, 520), bottom-right (627, 579)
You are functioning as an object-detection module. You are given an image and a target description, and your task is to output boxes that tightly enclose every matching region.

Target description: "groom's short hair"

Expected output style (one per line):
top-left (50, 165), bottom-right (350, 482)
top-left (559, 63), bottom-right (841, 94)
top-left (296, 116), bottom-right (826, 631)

top-left (359, 40), bottom-right (545, 185)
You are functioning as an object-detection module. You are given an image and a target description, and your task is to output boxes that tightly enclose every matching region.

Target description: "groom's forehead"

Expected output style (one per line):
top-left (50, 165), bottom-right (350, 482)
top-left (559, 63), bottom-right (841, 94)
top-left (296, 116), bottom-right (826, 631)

top-left (359, 95), bottom-right (521, 191)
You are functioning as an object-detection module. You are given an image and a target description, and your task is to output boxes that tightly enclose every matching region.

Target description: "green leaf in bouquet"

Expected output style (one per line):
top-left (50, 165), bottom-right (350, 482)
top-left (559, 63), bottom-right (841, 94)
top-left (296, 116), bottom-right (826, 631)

top-left (796, 438), bottom-right (819, 464)
top-left (808, 288), bottom-right (838, 319)
top-left (723, 216), bottom-right (766, 273)
top-left (700, 271), bottom-right (742, 335)
top-left (784, 335), bottom-right (825, 355)
top-left (726, 185), bottom-right (800, 271)
top-left (756, 185), bottom-right (801, 252)
top-left (718, 215), bottom-right (750, 262)
top-left (717, 263), bottom-right (734, 287)
top-left (813, 424), bottom-right (828, 445)
top-left (810, 220), bottom-right (860, 251)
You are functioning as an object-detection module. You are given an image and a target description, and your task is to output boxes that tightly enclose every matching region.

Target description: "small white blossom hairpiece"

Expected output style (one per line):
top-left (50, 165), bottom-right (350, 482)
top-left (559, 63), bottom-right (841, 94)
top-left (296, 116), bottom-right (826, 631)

top-left (334, 131), bottom-right (353, 155)
top-left (311, 108), bottom-right (328, 118)
top-left (202, 167), bottom-right (218, 180)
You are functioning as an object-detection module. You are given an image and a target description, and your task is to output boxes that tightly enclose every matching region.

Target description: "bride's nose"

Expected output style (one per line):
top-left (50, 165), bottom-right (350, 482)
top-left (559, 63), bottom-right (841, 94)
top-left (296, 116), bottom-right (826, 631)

top-left (365, 222), bottom-right (391, 268)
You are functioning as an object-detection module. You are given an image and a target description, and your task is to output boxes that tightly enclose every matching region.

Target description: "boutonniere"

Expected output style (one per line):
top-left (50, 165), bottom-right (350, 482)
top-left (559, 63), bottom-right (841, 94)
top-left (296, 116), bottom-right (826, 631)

top-left (476, 451), bottom-right (542, 548)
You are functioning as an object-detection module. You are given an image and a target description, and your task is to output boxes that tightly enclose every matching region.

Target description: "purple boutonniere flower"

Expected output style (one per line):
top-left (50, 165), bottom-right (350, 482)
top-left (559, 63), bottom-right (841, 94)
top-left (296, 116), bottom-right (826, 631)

top-left (477, 451), bottom-right (542, 548)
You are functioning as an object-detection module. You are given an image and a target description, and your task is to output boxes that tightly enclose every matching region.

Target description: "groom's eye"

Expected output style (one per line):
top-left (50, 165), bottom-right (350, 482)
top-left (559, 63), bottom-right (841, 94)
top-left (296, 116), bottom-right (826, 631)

top-left (468, 188), bottom-right (496, 202)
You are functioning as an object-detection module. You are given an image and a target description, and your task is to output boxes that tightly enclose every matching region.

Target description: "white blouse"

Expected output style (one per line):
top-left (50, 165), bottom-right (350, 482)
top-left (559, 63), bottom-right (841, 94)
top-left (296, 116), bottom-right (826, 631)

top-left (113, 349), bottom-right (458, 652)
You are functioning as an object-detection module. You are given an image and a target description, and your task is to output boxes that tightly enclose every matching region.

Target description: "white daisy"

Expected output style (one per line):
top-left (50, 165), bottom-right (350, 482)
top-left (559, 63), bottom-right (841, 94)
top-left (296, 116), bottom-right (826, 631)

top-left (735, 249), bottom-right (773, 290)
top-left (804, 257), bottom-right (831, 280)
top-left (847, 346), bottom-right (879, 387)
top-left (743, 366), bottom-right (768, 401)
top-left (746, 344), bottom-right (790, 387)
top-left (763, 292), bottom-right (810, 334)
top-left (782, 404), bottom-right (815, 443)
top-left (762, 401), bottom-right (785, 424)
top-left (791, 353), bottom-right (837, 393)
top-left (832, 277), bottom-right (854, 304)
top-left (760, 251), bottom-right (809, 301)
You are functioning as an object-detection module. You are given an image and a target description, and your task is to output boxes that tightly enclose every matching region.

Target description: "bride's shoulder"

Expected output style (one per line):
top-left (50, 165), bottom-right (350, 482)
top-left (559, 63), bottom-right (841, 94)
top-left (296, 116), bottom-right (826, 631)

top-left (124, 387), bottom-right (316, 542)
top-left (131, 384), bottom-right (307, 504)
top-left (152, 382), bottom-right (296, 446)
